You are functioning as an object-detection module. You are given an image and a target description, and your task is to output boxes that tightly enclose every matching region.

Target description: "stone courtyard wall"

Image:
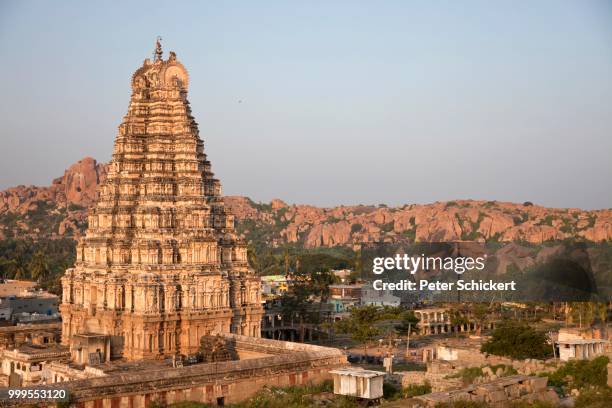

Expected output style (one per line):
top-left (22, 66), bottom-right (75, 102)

top-left (2, 334), bottom-right (347, 407)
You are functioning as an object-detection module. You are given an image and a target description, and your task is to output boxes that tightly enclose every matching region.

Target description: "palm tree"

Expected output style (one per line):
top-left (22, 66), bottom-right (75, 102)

top-left (13, 264), bottom-right (27, 280)
top-left (29, 252), bottom-right (50, 283)
top-left (0, 258), bottom-right (11, 280)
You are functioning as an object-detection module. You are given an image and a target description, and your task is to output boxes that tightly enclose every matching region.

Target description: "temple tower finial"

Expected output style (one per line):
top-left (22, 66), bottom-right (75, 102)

top-left (154, 36), bottom-right (163, 61)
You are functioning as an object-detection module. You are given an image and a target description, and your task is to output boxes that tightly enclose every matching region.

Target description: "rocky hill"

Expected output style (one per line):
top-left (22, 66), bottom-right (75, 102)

top-left (0, 157), bottom-right (107, 239)
top-left (226, 197), bottom-right (612, 248)
top-left (1, 157), bottom-right (611, 246)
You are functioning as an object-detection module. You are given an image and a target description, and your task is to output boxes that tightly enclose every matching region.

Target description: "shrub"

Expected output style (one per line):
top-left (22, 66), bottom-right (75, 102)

top-left (544, 356), bottom-right (609, 389)
top-left (383, 381), bottom-right (402, 400)
top-left (403, 381), bottom-right (432, 398)
top-left (573, 386), bottom-right (612, 408)
top-left (487, 364), bottom-right (518, 377)
top-left (447, 367), bottom-right (483, 384)
top-left (232, 381), bottom-right (334, 408)
top-left (481, 322), bottom-right (552, 360)
top-left (536, 215), bottom-right (555, 226)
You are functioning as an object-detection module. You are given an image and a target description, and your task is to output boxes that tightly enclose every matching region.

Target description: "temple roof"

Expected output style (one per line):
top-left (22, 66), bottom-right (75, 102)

top-left (131, 43), bottom-right (189, 92)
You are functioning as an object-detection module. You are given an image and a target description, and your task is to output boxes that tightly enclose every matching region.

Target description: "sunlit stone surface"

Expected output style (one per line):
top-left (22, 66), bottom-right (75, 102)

top-left (60, 43), bottom-right (263, 361)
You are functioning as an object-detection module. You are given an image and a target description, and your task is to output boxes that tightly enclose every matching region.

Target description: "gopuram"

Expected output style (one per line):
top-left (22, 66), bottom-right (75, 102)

top-left (59, 40), bottom-right (264, 362)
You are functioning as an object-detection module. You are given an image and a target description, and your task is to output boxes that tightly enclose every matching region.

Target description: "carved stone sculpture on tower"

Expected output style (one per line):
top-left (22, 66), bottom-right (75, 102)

top-left (59, 43), bottom-right (263, 361)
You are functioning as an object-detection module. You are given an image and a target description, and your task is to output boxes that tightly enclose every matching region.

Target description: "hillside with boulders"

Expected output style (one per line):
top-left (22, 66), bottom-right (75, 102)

top-left (0, 157), bottom-right (611, 246)
top-left (0, 157), bottom-right (107, 240)
top-left (226, 197), bottom-right (612, 249)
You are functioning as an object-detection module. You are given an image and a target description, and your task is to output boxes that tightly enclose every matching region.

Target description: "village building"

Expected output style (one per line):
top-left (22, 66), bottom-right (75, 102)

top-left (329, 284), bottom-right (362, 315)
top-left (0, 344), bottom-right (69, 387)
top-left (556, 327), bottom-right (608, 361)
top-left (261, 275), bottom-right (289, 297)
top-left (0, 280), bottom-right (38, 297)
top-left (331, 269), bottom-right (353, 283)
top-left (557, 338), bottom-right (607, 361)
top-left (0, 323), bottom-right (61, 350)
top-left (330, 367), bottom-right (385, 400)
top-left (361, 282), bottom-right (401, 307)
top-left (0, 291), bottom-right (59, 324)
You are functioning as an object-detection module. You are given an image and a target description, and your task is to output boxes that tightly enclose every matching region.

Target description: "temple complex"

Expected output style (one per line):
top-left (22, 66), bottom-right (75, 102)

top-left (59, 40), bottom-right (263, 361)
top-left (0, 44), bottom-right (347, 404)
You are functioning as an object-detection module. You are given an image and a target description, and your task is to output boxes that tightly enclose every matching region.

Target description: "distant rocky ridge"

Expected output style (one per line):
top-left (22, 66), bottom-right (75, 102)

top-left (0, 157), bottom-right (611, 246)
top-left (225, 197), bottom-right (612, 248)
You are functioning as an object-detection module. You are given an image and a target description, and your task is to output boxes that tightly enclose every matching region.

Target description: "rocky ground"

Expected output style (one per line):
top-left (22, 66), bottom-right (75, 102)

top-left (1, 157), bottom-right (611, 247)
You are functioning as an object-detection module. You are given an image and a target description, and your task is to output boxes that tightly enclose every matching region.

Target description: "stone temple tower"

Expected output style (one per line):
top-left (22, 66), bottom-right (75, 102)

top-left (59, 42), bottom-right (263, 361)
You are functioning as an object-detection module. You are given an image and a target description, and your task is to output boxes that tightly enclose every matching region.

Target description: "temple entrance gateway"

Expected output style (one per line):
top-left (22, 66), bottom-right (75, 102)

top-left (59, 41), bottom-right (264, 361)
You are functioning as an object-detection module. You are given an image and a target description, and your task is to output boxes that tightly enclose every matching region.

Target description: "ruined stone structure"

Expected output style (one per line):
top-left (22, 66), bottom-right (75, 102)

top-left (59, 42), bottom-right (263, 360)
top-left (0, 344), bottom-right (69, 387)
top-left (11, 334), bottom-right (347, 407)
top-left (0, 323), bottom-right (61, 350)
top-left (414, 308), bottom-right (494, 336)
top-left (411, 375), bottom-right (559, 407)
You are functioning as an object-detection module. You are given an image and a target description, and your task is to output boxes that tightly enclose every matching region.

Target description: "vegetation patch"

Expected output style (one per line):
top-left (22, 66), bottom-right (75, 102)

top-left (541, 356), bottom-right (609, 390)
top-left (402, 381), bottom-right (432, 398)
top-left (481, 322), bottom-right (553, 360)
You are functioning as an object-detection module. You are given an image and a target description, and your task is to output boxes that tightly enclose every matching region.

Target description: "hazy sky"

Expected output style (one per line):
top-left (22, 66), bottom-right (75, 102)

top-left (1, 1), bottom-right (611, 209)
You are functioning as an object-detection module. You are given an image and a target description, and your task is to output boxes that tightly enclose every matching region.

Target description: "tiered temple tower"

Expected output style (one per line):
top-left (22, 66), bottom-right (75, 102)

top-left (60, 42), bottom-right (263, 361)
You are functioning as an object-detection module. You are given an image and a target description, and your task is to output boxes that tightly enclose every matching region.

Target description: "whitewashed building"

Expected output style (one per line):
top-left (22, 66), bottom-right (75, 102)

top-left (329, 367), bottom-right (385, 400)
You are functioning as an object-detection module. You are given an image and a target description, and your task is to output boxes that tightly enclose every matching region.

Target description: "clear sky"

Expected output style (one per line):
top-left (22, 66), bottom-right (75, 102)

top-left (1, 1), bottom-right (611, 209)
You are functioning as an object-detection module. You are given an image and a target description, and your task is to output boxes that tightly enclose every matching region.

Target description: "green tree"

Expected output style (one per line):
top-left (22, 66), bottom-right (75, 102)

top-left (395, 310), bottom-right (420, 336)
top-left (0, 258), bottom-right (17, 279)
top-left (280, 284), bottom-right (312, 342)
top-left (569, 302), bottom-right (596, 328)
top-left (247, 243), bottom-right (258, 273)
top-left (309, 269), bottom-right (338, 302)
top-left (335, 305), bottom-right (381, 358)
top-left (12, 263), bottom-right (28, 280)
top-left (480, 322), bottom-right (553, 360)
top-left (29, 251), bottom-right (50, 283)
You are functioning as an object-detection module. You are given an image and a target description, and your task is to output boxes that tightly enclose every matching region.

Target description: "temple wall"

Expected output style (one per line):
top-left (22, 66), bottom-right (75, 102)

top-left (16, 335), bottom-right (347, 407)
top-left (71, 365), bottom-right (333, 407)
